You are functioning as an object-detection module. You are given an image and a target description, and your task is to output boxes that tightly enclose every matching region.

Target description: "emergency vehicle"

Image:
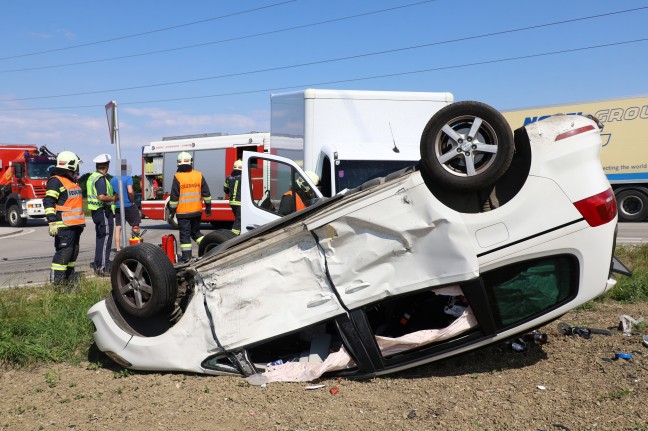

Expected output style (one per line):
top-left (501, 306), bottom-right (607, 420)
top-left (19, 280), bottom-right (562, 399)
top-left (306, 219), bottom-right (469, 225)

top-left (140, 132), bottom-right (270, 228)
top-left (0, 145), bottom-right (57, 227)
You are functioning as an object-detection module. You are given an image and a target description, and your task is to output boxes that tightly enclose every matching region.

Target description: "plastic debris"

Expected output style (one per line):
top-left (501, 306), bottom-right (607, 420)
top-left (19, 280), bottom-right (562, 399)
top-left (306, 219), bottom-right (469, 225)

top-left (537, 385), bottom-right (546, 391)
top-left (329, 387), bottom-right (340, 395)
top-left (643, 335), bottom-right (648, 348)
top-left (619, 315), bottom-right (645, 336)
top-left (614, 353), bottom-right (633, 360)
top-left (305, 384), bottom-right (325, 390)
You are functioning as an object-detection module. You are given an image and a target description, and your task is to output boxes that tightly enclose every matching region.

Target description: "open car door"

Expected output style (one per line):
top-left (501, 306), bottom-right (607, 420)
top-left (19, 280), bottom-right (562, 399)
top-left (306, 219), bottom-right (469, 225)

top-left (240, 152), bottom-right (323, 233)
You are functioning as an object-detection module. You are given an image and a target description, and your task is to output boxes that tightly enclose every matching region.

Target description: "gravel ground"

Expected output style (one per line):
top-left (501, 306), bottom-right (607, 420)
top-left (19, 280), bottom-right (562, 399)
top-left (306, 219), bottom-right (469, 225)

top-left (1, 301), bottom-right (646, 431)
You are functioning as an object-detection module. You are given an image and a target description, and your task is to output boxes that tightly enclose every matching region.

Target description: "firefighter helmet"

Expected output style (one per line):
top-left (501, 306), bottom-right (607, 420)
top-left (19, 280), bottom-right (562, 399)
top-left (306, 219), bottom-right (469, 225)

top-left (177, 152), bottom-right (193, 166)
top-left (56, 151), bottom-right (82, 172)
top-left (296, 170), bottom-right (320, 194)
top-left (233, 159), bottom-right (243, 170)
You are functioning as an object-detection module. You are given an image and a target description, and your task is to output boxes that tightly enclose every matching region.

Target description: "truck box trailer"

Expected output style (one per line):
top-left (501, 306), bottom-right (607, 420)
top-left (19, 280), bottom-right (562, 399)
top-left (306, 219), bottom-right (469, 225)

top-left (502, 96), bottom-right (648, 222)
top-left (270, 89), bottom-right (454, 197)
top-left (0, 145), bottom-right (57, 227)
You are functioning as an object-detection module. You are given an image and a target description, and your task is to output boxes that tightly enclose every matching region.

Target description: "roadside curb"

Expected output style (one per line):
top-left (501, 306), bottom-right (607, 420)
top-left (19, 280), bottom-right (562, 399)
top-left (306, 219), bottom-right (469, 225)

top-left (0, 228), bottom-right (23, 238)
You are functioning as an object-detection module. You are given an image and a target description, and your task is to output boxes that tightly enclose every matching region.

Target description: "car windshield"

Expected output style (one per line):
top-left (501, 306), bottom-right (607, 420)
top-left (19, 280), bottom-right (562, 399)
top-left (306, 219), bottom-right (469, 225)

top-left (334, 160), bottom-right (417, 191)
top-left (27, 161), bottom-right (55, 179)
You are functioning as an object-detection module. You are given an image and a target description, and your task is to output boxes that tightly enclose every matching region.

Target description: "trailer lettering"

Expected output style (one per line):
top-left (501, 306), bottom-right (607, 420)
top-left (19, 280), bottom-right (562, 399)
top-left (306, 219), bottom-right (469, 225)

top-left (594, 105), bottom-right (648, 122)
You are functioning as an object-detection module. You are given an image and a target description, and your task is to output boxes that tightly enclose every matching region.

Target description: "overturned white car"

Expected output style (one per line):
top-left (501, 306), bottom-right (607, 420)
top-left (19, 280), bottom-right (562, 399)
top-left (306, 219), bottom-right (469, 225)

top-left (88, 101), bottom-right (625, 383)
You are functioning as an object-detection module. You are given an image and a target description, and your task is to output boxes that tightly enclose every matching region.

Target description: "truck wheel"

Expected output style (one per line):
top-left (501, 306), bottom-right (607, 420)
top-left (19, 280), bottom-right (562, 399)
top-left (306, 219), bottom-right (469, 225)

top-left (165, 205), bottom-right (178, 229)
top-left (616, 189), bottom-right (648, 222)
top-left (7, 205), bottom-right (25, 227)
top-left (111, 243), bottom-right (178, 318)
top-left (420, 101), bottom-right (514, 191)
top-left (198, 229), bottom-right (236, 257)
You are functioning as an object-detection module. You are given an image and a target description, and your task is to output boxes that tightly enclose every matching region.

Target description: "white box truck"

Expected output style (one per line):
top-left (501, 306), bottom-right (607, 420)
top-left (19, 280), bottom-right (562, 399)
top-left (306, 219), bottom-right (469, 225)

top-left (270, 89), bottom-right (454, 197)
top-left (502, 96), bottom-right (648, 222)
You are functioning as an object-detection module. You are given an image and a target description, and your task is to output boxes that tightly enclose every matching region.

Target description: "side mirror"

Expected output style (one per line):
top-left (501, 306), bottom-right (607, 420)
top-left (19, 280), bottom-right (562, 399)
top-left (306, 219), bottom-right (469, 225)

top-left (14, 163), bottom-right (24, 179)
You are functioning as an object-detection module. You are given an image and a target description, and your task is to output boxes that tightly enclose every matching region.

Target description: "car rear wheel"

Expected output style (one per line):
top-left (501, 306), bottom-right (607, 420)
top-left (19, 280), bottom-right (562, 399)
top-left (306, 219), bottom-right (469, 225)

top-left (198, 229), bottom-right (236, 257)
top-left (420, 101), bottom-right (514, 191)
top-left (111, 243), bottom-right (177, 318)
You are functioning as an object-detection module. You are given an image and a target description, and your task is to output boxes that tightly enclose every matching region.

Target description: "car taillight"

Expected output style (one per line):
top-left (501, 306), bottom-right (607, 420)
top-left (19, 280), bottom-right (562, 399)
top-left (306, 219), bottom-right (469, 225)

top-left (573, 188), bottom-right (617, 227)
top-left (555, 124), bottom-right (596, 141)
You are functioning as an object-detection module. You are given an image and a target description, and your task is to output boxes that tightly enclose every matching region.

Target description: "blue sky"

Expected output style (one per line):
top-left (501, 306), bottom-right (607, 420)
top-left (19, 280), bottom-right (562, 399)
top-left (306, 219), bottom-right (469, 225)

top-left (1, 0), bottom-right (647, 175)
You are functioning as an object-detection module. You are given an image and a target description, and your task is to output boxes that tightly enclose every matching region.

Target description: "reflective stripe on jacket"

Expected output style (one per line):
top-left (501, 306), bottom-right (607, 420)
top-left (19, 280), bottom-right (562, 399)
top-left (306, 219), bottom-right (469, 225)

top-left (175, 170), bottom-right (204, 214)
top-left (86, 172), bottom-right (114, 211)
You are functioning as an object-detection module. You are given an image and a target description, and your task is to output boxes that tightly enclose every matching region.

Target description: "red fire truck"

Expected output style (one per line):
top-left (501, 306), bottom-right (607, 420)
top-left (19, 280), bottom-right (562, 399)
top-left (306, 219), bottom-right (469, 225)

top-left (0, 145), bottom-right (57, 227)
top-left (140, 132), bottom-right (270, 228)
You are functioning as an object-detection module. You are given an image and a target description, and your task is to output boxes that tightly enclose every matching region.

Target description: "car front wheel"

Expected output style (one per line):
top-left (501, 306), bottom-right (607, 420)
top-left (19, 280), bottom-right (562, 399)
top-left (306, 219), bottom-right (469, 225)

top-left (111, 243), bottom-right (178, 318)
top-left (420, 101), bottom-right (514, 191)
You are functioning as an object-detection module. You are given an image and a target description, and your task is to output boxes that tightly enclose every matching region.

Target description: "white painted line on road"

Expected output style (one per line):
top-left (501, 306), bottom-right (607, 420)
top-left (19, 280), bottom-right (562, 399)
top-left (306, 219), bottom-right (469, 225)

top-left (1, 229), bottom-right (35, 239)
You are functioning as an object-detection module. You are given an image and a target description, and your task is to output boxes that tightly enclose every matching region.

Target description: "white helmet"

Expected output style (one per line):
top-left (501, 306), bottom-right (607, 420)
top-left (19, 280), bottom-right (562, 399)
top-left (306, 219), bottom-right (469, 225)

top-left (177, 152), bottom-right (193, 166)
top-left (305, 170), bottom-right (320, 186)
top-left (56, 151), bottom-right (82, 172)
top-left (92, 153), bottom-right (111, 164)
top-left (233, 159), bottom-right (243, 170)
top-left (297, 170), bottom-right (320, 193)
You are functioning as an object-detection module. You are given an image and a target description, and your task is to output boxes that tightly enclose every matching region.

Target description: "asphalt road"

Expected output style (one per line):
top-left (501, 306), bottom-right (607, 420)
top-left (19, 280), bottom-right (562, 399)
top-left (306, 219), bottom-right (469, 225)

top-left (0, 218), bottom-right (208, 288)
top-left (0, 220), bottom-right (646, 288)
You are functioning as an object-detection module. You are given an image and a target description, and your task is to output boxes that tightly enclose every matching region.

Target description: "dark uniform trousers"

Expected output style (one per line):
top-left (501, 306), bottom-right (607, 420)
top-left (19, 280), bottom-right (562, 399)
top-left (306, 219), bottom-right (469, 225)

top-left (52, 226), bottom-right (84, 282)
top-left (91, 208), bottom-right (114, 272)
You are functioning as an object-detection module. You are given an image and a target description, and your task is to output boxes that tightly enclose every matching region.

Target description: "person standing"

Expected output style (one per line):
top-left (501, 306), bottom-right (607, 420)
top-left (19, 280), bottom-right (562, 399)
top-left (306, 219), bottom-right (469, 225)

top-left (86, 154), bottom-right (118, 276)
top-left (44, 151), bottom-right (85, 287)
top-left (223, 159), bottom-right (242, 235)
top-left (168, 152), bottom-right (211, 262)
top-left (109, 174), bottom-right (141, 252)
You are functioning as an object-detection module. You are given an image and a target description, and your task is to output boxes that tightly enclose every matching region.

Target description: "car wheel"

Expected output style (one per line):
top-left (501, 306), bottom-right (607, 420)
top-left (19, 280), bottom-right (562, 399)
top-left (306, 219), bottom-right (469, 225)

top-left (165, 205), bottom-right (178, 229)
top-left (7, 205), bottom-right (25, 227)
top-left (111, 243), bottom-right (177, 318)
top-left (616, 189), bottom-right (648, 222)
top-left (198, 229), bottom-right (236, 257)
top-left (420, 101), bottom-right (514, 191)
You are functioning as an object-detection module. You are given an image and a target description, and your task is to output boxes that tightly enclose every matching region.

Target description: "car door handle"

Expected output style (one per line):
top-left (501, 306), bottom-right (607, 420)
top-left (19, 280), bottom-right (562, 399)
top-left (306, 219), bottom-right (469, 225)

top-left (345, 283), bottom-right (369, 294)
top-left (307, 294), bottom-right (333, 308)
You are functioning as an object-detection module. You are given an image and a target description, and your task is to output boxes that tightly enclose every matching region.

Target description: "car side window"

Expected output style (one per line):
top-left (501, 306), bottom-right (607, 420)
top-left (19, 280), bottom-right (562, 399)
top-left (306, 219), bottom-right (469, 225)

top-left (249, 157), bottom-right (310, 217)
top-left (482, 255), bottom-right (576, 327)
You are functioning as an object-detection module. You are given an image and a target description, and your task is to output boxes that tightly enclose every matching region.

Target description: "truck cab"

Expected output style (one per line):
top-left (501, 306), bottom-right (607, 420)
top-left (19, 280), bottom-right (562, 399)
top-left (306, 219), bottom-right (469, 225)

top-left (0, 145), bottom-right (56, 227)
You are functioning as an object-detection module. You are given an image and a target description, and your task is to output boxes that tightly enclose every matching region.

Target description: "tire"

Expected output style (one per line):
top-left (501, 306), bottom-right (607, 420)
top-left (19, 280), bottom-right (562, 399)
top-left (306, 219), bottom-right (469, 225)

top-left (616, 189), bottom-right (648, 222)
top-left (165, 205), bottom-right (178, 229)
top-left (111, 242), bottom-right (177, 318)
top-left (7, 204), bottom-right (25, 227)
top-left (198, 229), bottom-right (236, 257)
top-left (420, 101), bottom-right (514, 191)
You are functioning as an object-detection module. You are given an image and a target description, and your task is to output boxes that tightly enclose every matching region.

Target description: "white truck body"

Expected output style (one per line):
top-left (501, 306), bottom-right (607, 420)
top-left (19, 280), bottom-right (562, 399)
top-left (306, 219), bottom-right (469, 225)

top-left (271, 89), bottom-right (454, 197)
top-left (502, 96), bottom-right (648, 221)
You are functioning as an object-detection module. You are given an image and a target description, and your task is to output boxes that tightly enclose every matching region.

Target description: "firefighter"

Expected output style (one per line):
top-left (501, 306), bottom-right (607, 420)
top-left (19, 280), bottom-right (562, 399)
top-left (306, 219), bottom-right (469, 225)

top-left (168, 152), bottom-right (212, 262)
top-left (223, 159), bottom-right (242, 234)
top-left (44, 151), bottom-right (85, 287)
top-left (86, 153), bottom-right (118, 276)
top-left (277, 170), bottom-right (320, 216)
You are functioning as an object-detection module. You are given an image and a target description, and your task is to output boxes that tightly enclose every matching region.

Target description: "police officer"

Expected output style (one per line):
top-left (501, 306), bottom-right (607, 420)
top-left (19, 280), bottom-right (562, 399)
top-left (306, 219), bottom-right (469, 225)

top-left (86, 153), bottom-right (118, 276)
top-left (44, 151), bottom-right (85, 287)
top-left (223, 159), bottom-right (242, 235)
top-left (168, 152), bottom-right (212, 262)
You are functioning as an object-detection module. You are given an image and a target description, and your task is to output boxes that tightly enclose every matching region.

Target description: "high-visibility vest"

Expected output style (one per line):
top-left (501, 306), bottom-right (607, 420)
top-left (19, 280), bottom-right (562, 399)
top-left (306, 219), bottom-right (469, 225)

top-left (54, 175), bottom-right (85, 227)
top-left (86, 172), bottom-right (114, 211)
top-left (283, 190), bottom-right (305, 212)
top-left (175, 170), bottom-right (204, 214)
